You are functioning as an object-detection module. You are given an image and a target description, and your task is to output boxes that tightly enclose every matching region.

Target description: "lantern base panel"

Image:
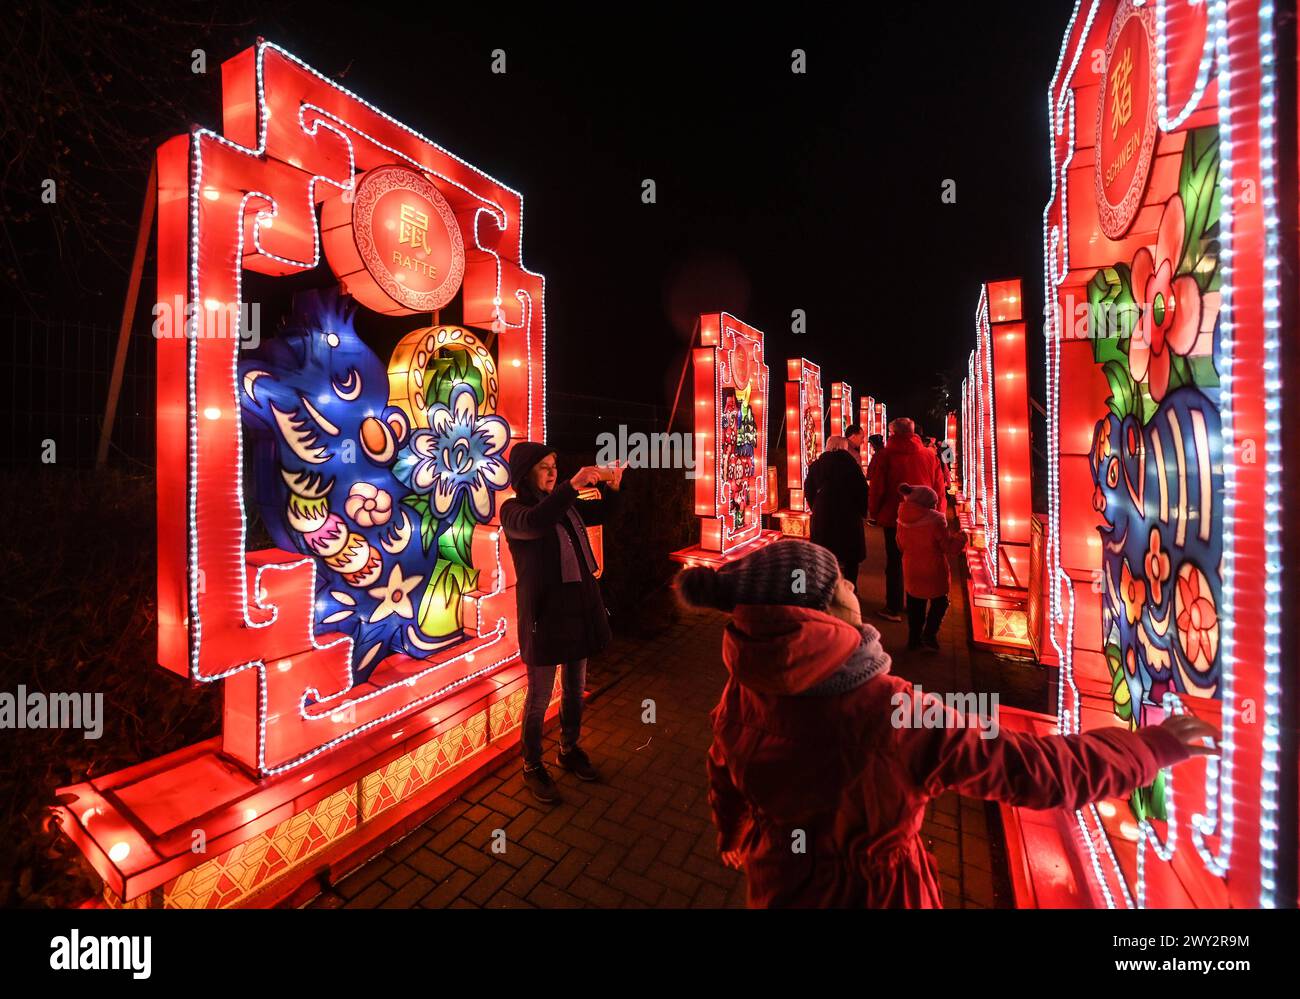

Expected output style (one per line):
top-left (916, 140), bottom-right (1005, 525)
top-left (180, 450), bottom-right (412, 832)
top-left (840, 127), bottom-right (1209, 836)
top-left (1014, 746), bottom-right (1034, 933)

top-left (669, 530), bottom-right (784, 568)
top-left (995, 703), bottom-right (1229, 909)
top-left (54, 663), bottom-right (559, 909)
top-left (773, 510), bottom-right (810, 538)
top-left (957, 504), bottom-right (1032, 652)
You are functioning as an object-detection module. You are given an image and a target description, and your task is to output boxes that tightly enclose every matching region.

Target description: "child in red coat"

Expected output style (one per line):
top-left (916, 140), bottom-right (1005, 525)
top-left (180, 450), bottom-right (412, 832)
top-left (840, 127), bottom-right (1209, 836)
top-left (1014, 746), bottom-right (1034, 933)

top-left (895, 483), bottom-right (965, 651)
top-left (674, 539), bottom-right (1218, 908)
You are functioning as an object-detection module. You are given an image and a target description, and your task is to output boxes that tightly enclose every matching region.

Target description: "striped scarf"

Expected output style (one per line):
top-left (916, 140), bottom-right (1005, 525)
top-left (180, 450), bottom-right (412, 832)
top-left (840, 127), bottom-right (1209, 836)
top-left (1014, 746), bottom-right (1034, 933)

top-left (557, 507), bottom-right (598, 583)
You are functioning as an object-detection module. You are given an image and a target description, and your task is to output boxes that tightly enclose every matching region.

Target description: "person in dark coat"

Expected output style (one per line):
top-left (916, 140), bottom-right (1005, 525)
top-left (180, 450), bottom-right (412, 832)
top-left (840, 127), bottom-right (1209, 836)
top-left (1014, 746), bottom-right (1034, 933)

top-left (802, 435), bottom-right (869, 588)
top-left (501, 441), bottom-right (622, 802)
top-left (673, 539), bottom-right (1220, 908)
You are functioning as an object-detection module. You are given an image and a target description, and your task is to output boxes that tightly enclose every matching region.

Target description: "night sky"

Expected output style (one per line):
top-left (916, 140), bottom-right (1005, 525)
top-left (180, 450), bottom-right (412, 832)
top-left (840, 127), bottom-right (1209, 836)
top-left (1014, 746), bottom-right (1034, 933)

top-left (5, 2), bottom-right (1077, 432)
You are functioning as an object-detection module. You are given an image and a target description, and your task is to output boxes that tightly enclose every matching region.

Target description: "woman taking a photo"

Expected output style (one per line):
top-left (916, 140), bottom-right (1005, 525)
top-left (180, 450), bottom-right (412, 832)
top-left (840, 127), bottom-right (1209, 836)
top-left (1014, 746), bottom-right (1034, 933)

top-left (501, 441), bottom-right (623, 803)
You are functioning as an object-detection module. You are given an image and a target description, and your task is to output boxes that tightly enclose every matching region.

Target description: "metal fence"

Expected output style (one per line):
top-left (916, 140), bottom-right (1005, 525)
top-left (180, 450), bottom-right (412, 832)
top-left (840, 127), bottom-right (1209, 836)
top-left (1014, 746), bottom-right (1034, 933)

top-left (1, 314), bottom-right (155, 469)
top-left (0, 312), bottom-right (669, 471)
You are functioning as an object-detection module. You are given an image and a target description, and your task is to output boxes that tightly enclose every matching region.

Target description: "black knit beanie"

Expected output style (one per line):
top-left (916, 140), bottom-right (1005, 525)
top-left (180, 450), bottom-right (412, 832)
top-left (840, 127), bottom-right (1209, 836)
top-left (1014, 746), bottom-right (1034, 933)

top-left (508, 441), bottom-right (556, 490)
top-left (674, 539), bottom-right (841, 612)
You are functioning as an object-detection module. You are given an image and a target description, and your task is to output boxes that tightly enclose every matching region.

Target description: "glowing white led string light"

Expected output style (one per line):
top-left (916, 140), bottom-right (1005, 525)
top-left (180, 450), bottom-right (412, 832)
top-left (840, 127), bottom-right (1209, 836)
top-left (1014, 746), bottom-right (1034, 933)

top-left (1253, 0), bottom-right (1283, 909)
top-left (1041, 0), bottom-right (1116, 903)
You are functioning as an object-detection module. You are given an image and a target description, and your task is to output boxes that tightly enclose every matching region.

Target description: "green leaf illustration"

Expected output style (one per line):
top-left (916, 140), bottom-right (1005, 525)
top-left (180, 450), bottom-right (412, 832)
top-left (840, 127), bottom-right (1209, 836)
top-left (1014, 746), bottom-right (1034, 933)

top-left (428, 346), bottom-right (485, 410)
top-left (1102, 360), bottom-right (1137, 422)
top-left (1177, 127), bottom-right (1222, 280)
top-left (436, 495), bottom-right (476, 567)
top-left (1104, 644), bottom-right (1134, 723)
top-left (1130, 769), bottom-right (1168, 823)
top-left (1087, 265), bottom-right (1137, 365)
top-left (1188, 353), bottom-right (1220, 389)
top-left (401, 495), bottom-right (438, 555)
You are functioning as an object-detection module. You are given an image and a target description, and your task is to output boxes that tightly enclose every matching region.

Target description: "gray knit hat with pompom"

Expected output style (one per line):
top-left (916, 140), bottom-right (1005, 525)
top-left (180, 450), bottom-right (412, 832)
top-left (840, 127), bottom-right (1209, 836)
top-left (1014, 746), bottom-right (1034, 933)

top-left (673, 539), bottom-right (841, 612)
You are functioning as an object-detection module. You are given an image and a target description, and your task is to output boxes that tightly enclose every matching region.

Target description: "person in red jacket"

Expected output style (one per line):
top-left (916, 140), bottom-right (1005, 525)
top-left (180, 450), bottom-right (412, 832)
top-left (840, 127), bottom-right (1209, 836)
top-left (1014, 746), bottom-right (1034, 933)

top-left (868, 418), bottom-right (948, 621)
top-left (896, 483), bottom-right (966, 651)
top-left (673, 538), bottom-right (1218, 908)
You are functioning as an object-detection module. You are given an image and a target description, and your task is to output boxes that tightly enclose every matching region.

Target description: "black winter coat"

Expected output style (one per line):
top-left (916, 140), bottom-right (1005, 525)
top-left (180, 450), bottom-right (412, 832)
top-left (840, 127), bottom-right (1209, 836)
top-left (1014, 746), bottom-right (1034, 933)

top-left (500, 480), bottom-right (616, 668)
top-left (803, 448), bottom-right (869, 567)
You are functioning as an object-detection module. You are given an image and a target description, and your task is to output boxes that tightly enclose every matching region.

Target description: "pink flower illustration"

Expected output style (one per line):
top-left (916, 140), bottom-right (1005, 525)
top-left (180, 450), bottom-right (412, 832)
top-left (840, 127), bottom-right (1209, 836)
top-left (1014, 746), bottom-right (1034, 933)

top-left (1144, 527), bottom-right (1170, 605)
top-left (345, 481), bottom-right (392, 528)
top-left (1130, 195), bottom-right (1202, 401)
top-left (1120, 559), bottom-right (1146, 626)
top-left (1176, 564), bottom-right (1219, 671)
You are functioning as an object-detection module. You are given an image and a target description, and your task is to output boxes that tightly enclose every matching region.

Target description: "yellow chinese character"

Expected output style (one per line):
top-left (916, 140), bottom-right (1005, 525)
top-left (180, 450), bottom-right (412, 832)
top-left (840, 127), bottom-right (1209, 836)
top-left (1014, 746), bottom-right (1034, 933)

top-left (398, 203), bottom-right (432, 253)
top-left (1109, 46), bottom-right (1133, 140)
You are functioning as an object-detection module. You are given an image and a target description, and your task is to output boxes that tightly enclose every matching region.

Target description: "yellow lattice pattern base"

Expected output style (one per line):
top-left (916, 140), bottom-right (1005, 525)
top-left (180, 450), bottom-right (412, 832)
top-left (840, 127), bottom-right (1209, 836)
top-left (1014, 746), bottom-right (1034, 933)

top-left (103, 883), bottom-right (158, 909)
top-left (161, 783), bottom-right (359, 909)
top-left (487, 673), bottom-right (562, 741)
top-left (988, 607), bottom-right (1030, 644)
top-left (100, 675), bottom-right (558, 909)
top-left (775, 514), bottom-right (810, 539)
top-left (361, 712), bottom-right (489, 821)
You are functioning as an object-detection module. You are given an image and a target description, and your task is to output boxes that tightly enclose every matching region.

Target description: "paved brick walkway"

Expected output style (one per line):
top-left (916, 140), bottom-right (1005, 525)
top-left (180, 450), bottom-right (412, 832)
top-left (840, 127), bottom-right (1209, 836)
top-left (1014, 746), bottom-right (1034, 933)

top-left (309, 530), bottom-right (1018, 909)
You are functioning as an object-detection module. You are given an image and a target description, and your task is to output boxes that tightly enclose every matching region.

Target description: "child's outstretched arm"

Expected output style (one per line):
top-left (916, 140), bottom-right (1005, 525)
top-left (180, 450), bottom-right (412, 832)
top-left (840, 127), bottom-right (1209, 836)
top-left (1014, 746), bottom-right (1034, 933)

top-left (897, 689), bottom-right (1218, 811)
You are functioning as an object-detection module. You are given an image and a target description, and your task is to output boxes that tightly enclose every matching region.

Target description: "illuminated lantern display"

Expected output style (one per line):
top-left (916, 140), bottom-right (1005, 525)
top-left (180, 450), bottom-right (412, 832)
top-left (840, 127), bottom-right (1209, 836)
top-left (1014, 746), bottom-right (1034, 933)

top-left (670, 312), bottom-right (780, 566)
top-left (956, 279), bottom-right (1032, 651)
top-left (763, 465), bottom-right (780, 515)
top-left (1000, 0), bottom-right (1296, 909)
top-left (774, 357), bottom-right (824, 537)
top-left (859, 394), bottom-right (876, 472)
top-left (829, 381), bottom-right (853, 436)
top-left (943, 410), bottom-right (958, 491)
top-left (53, 43), bottom-right (558, 909)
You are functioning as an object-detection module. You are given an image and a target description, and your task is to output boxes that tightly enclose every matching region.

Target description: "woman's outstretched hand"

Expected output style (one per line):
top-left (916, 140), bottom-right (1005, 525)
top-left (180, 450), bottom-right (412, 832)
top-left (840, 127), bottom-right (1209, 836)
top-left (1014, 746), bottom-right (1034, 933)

top-left (570, 466), bottom-right (604, 489)
top-left (1158, 714), bottom-right (1220, 756)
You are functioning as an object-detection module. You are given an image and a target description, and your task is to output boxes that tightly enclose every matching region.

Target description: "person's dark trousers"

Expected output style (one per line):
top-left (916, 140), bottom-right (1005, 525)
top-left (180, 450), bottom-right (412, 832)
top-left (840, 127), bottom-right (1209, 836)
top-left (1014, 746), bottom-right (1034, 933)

top-left (839, 561), bottom-right (861, 590)
top-left (522, 659), bottom-right (588, 767)
top-left (906, 594), bottom-right (951, 645)
top-left (882, 527), bottom-right (904, 612)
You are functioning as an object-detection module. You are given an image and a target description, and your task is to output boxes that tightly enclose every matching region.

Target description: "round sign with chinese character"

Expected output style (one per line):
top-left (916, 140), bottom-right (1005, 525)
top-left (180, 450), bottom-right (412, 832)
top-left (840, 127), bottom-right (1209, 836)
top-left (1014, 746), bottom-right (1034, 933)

top-left (322, 164), bottom-right (465, 316)
top-left (1094, 1), bottom-right (1157, 239)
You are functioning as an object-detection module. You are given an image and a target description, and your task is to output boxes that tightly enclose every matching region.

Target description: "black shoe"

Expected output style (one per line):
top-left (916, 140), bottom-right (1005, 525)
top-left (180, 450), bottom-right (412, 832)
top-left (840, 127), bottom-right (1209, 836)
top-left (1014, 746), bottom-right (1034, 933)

top-left (921, 636), bottom-right (941, 652)
top-left (557, 745), bottom-right (599, 781)
top-left (877, 608), bottom-right (904, 622)
top-left (907, 639), bottom-right (922, 651)
top-left (523, 764), bottom-right (559, 803)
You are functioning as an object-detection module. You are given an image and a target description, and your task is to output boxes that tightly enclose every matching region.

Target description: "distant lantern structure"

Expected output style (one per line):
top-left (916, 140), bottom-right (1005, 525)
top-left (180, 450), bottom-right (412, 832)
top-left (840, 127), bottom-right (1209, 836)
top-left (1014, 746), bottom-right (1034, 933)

top-left (943, 410), bottom-right (958, 497)
top-left (670, 313), bottom-right (780, 566)
top-left (829, 381), bottom-right (853, 436)
top-left (859, 394), bottom-right (877, 472)
top-left (957, 278), bottom-right (1032, 651)
top-left (774, 358), bottom-right (824, 537)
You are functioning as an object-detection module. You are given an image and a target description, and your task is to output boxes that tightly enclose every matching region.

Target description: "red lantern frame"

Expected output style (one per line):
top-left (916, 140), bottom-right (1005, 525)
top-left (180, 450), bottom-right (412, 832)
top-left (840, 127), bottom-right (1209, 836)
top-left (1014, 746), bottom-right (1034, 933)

top-left (54, 41), bottom-right (553, 908)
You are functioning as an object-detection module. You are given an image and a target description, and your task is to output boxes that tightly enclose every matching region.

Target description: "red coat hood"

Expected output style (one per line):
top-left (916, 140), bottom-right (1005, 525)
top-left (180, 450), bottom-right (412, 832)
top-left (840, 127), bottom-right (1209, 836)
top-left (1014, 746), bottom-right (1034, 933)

top-left (722, 605), bottom-right (862, 696)
top-left (885, 430), bottom-right (925, 455)
top-left (896, 501), bottom-right (944, 529)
